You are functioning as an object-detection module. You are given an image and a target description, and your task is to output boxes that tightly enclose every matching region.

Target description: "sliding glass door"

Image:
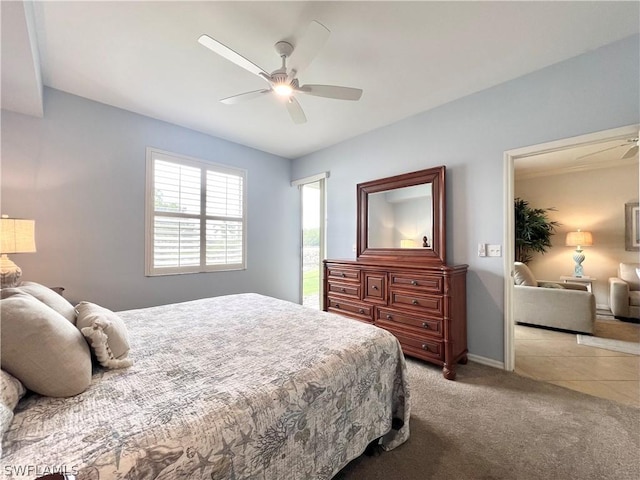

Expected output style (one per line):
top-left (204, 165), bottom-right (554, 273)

top-left (298, 177), bottom-right (326, 309)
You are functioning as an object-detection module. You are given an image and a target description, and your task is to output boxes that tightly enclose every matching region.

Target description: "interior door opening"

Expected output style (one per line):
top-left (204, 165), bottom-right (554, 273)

top-left (504, 124), bottom-right (639, 371)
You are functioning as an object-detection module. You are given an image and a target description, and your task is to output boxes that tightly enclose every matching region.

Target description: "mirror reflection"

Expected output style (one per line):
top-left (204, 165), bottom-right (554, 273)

top-left (367, 184), bottom-right (433, 249)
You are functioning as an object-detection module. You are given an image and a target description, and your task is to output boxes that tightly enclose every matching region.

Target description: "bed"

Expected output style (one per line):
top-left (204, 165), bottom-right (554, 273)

top-left (2, 293), bottom-right (410, 479)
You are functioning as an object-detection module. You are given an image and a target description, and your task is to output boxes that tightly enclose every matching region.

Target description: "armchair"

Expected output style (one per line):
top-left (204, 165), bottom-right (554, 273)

top-left (513, 262), bottom-right (596, 334)
top-left (609, 263), bottom-right (640, 320)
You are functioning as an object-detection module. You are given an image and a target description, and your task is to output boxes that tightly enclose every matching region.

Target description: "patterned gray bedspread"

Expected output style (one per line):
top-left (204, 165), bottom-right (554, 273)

top-left (2, 293), bottom-right (410, 479)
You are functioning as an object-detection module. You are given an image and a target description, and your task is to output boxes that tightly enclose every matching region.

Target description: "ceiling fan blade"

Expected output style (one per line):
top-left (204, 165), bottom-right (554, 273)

top-left (285, 96), bottom-right (307, 124)
top-left (198, 34), bottom-right (269, 78)
top-left (297, 84), bottom-right (363, 101)
top-left (287, 21), bottom-right (330, 79)
top-left (220, 89), bottom-right (271, 105)
top-left (574, 144), bottom-right (625, 161)
top-left (622, 144), bottom-right (639, 159)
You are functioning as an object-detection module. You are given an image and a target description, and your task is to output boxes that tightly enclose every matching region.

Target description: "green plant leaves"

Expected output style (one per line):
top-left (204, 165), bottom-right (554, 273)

top-left (514, 198), bottom-right (560, 264)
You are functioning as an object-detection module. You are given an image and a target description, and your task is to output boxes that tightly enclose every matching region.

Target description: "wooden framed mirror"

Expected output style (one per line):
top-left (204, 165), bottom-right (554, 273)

top-left (357, 166), bottom-right (445, 264)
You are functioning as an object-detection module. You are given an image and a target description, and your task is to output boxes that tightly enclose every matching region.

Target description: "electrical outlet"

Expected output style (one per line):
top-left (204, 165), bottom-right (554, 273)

top-left (488, 244), bottom-right (502, 257)
top-left (478, 243), bottom-right (486, 257)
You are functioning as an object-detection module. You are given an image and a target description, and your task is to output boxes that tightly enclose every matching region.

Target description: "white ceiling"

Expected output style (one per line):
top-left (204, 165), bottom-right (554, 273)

top-left (514, 136), bottom-right (639, 180)
top-left (2, 1), bottom-right (639, 159)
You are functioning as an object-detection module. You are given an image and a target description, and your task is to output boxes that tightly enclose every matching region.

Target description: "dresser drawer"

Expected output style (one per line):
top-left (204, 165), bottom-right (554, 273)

top-left (327, 297), bottom-right (373, 323)
top-left (327, 266), bottom-right (361, 282)
top-left (327, 281), bottom-right (361, 299)
top-left (378, 324), bottom-right (444, 362)
top-left (376, 308), bottom-right (443, 337)
top-left (364, 272), bottom-right (386, 303)
top-left (390, 292), bottom-right (444, 316)
top-left (389, 273), bottom-right (443, 293)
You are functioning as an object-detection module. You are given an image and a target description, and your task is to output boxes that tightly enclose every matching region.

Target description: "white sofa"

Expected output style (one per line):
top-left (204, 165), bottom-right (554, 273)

top-left (513, 262), bottom-right (596, 334)
top-left (609, 262), bottom-right (640, 320)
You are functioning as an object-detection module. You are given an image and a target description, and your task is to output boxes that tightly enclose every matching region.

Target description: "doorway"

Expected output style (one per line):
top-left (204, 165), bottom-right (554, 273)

top-left (293, 173), bottom-right (327, 309)
top-left (504, 124), bottom-right (639, 371)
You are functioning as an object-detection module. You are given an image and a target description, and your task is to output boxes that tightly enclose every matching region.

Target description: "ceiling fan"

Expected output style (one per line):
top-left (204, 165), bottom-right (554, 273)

top-left (576, 137), bottom-right (639, 161)
top-left (198, 21), bottom-right (363, 124)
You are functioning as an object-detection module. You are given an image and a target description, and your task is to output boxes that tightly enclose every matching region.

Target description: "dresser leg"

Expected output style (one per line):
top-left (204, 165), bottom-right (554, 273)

top-left (442, 365), bottom-right (456, 380)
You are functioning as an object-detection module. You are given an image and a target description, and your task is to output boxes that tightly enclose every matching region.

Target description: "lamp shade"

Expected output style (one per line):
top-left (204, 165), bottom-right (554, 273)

top-left (565, 230), bottom-right (593, 248)
top-left (0, 217), bottom-right (36, 254)
top-left (400, 239), bottom-right (416, 248)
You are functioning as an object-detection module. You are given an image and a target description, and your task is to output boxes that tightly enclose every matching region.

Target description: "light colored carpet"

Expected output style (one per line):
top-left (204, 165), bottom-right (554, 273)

top-left (335, 359), bottom-right (640, 480)
top-left (577, 334), bottom-right (640, 354)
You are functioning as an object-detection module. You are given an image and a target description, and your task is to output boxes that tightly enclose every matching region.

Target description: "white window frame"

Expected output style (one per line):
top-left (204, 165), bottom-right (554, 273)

top-left (145, 147), bottom-right (247, 276)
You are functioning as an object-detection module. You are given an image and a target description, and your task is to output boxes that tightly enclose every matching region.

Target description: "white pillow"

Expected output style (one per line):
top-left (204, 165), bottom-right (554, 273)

top-left (75, 301), bottom-right (133, 369)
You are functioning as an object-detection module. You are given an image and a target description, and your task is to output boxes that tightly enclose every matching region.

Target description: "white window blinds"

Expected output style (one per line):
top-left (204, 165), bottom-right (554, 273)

top-left (145, 148), bottom-right (246, 275)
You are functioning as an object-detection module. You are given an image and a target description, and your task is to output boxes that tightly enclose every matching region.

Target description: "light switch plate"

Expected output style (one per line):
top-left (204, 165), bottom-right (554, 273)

top-left (478, 243), bottom-right (486, 257)
top-left (488, 244), bottom-right (502, 257)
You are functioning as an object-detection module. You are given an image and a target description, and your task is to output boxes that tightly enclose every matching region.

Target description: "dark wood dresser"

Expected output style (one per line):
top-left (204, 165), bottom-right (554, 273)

top-left (323, 165), bottom-right (468, 379)
top-left (323, 259), bottom-right (468, 380)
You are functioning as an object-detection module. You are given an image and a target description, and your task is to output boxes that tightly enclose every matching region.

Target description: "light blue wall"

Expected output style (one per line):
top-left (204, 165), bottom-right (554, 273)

top-left (3, 35), bottom-right (638, 362)
top-left (1, 88), bottom-right (299, 310)
top-left (291, 35), bottom-right (640, 362)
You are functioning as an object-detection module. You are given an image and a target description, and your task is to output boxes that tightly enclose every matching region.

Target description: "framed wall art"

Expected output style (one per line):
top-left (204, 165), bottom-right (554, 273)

top-left (625, 202), bottom-right (639, 251)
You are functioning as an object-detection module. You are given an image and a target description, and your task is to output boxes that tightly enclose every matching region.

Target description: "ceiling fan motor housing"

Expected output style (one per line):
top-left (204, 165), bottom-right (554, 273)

top-left (271, 71), bottom-right (289, 84)
top-left (275, 41), bottom-right (294, 58)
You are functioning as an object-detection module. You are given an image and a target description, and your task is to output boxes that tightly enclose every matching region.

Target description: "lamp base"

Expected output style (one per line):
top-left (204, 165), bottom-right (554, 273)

top-left (0, 254), bottom-right (22, 288)
top-left (572, 249), bottom-right (585, 278)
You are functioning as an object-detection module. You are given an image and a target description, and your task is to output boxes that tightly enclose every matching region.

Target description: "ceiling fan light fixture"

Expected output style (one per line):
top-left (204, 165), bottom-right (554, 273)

top-left (273, 83), bottom-right (293, 97)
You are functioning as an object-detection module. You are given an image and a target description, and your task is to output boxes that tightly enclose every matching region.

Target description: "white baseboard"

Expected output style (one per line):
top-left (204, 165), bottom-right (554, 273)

top-left (467, 353), bottom-right (505, 370)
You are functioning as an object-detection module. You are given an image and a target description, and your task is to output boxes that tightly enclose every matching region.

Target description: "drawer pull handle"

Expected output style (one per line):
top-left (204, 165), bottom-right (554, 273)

top-left (411, 280), bottom-right (418, 286)
top-left (422, 322), bottom-right (429, 329)
top-left (335, 303), bottom-right (340, 308)
top-left (340, 273), bottom-right (346, 277)
top-left (412, 299), bottom-right (419, 305)
top-left (421, 344), bottom-right (429, 351)
top-left (359, 309), bottom-right (365, 314)
top-left (341, 288), bottom-right (346, 293)
top-left (372, 285), bottom-right (378, 290)
top-left (386, 314), bottom-right (393, 320)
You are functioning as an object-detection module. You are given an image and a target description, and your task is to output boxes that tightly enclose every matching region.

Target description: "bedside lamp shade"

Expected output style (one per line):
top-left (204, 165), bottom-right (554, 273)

top-left (0, 216), bottom-right (36, 287)
top-left (565, 229), bottom-right (592, 278)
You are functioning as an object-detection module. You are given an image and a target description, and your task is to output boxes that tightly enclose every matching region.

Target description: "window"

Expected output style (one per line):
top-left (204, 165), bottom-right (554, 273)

top-left (145, 148), bottom-right (246, 276)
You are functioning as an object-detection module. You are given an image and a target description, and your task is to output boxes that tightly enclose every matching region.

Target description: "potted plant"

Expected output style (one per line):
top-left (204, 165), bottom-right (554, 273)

top-left (514, 198), bottom-right (560, 264)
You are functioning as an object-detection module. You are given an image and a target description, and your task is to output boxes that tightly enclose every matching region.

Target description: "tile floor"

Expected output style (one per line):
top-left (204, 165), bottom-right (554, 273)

top-left (514, 323), bottom-right (640, 407)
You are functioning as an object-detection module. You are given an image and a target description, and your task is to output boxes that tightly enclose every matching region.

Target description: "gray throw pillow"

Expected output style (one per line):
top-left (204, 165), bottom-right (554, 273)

top-left (75, 301), bottom-right (133, 369)
top-left (0, 293), bottom-right (92, 397)
top-left (14, 281), bottom-right (76, 324)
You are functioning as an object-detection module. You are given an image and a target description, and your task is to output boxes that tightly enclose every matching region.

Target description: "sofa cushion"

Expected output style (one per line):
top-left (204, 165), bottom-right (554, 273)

top-left (514, 262), bottom-right (537, 286)
top-left (618, 263), bottom-right (640, 291)
top-left (629, 291), bottom-right (640, 307)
